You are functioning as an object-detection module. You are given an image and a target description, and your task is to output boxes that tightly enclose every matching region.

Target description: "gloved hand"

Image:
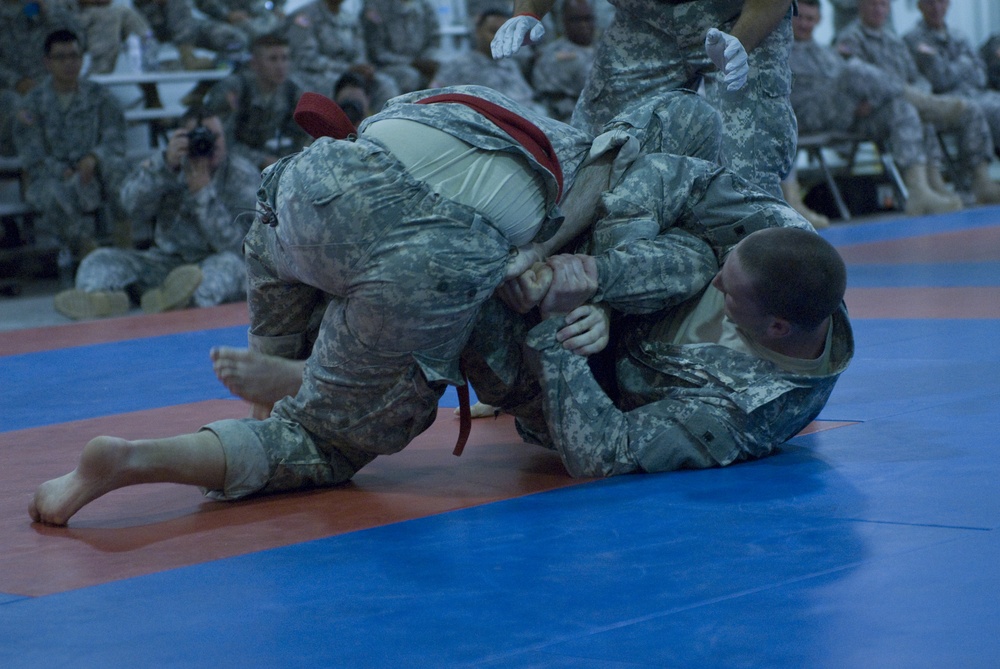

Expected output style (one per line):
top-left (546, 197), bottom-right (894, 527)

top-left (491, 14), bottom-right (546, 59)
top-left (705, 28), bottom-right (749, 91)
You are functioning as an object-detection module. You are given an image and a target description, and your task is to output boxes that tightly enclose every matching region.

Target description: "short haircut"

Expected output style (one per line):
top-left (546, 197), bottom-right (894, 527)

top-left (251, 32), bottom-right (289, 52)
top-left (333, 70), bottom-right (374, 97)
top-left (44, 29), bottom-right (80, 56)
top-left (737, 227), bottom-right (847, 330)
top-left (180, 103), bottom-right (217, 127)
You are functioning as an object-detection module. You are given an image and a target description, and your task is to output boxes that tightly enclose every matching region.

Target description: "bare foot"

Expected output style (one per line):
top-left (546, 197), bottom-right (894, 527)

top-left (453, 401), bottom-right (501, 419)
top-left (210, 346), bottom-right (305, 406)
top-left (29, 436), bottom-right (134, 526)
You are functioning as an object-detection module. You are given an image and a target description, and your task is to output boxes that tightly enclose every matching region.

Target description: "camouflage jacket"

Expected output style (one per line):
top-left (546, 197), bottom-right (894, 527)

top-left (836, 21), bottom-right (929, 91)
top-left (903, 20), bottom-right (988, 98)
top-left (287, 0), bottom-right (367, 78)
top-left (14, 77), bottom-right (126, 183)
top-left (361, 0), bottom-right (439, 68)
top-left (120, 150), bottom-right (259, 262)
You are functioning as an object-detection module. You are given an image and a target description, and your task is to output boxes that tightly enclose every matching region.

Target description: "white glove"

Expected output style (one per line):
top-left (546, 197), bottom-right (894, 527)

top-left (705, 28), bottom-right (749, 91)
top-left (491, 15), bottom-right (546, 59)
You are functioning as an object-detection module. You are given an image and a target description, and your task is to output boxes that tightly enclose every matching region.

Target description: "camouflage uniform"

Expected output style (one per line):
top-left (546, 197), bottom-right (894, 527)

top-left (193, 0), bottom-right (286, 40)
top-left (791, 39), bottom-right (927, 170)
top-left (837, 21), bottom-right (995, 175)
top-left (74, 1), bottom-right (151, 74)
top-left (462, 151), bottom-right (852, 478)
top-left (0, 1), bottom-right (81, 90)
top-left (132, 0), bottom-right (248, 58)
top-left (74, 149), bottom-right (259, 306)
top-left (570, 0), bottom-right (797, 198)
top-left (203, 69), bottom-right (310, 169)
top-left (286, 0), bottom-right (399, 108)
top-left (904, 20), bottom-right (1000, 156)
top-left (361, 0), bottom-right (440, 94)
top-left (435, 49), bottom-right (544, 116)
top-left (532, 36), bottom-right (594, 122)
top-left (13, 76), bottom-right (126, 249)
top-left (200, 85), bottom-right (593, 500)
top-left (0, 0), bottom-right (81, 154)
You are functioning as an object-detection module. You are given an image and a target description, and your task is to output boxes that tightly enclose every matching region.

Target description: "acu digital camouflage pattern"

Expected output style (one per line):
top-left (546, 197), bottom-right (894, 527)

top-left (132, 0), bottom-right (248, 56)
top-left (434, 49), bottom-right (544, 115)
top-left (571, 0), bottom-right (797, 198)
top-left (532, 36), bottom-right (595, 122)
top-left (462, 142), bottom-right (850, 478)
top-left (361, 0), bottom-right (440, 93)
top-left (0, 0), bottom-right (81, 89)
top-left (201, 86), bottom-right (592, 499)
top-left (837, 21), bottom-right (994, 171)
top-left (286, 0), bottom-right (398, 108)
top-left (75, 149), bottom-right (259, 306)
top-left (75, 2), bottom-right (150, 74)
top-left (14, 78), bottom-right (127, 249)
top-left (790, 39), bottom-right (927, 170)
top-left (193, 0), bottom-right (287, 39)
top-left (904, 19), bottom-right (1000, 155)
top-left (203, 70), bottom-right (309, 169)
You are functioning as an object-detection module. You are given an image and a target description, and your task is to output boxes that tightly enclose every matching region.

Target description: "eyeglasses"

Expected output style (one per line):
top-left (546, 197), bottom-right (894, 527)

top-left (46, 53), bottom-right (83, 62)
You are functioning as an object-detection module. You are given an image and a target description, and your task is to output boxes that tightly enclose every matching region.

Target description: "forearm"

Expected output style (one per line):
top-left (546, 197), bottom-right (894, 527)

top-left (730, 0), bottom-right (793, 53)
top-left (511, 0), bottom-right (556, 18)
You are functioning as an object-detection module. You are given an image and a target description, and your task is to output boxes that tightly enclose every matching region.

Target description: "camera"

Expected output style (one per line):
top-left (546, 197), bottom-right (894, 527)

top-left (187, 124), bottom-right (216, 158)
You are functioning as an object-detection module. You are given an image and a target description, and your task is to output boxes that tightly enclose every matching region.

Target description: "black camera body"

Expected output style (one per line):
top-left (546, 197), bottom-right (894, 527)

top-left (187, 124), bottom-right (216, 158)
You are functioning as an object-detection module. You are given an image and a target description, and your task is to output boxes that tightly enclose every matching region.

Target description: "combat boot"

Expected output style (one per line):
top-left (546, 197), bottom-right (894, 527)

top-left (926, 166), bottom-right (965, 208)
top-left (903, 87), bottom-right (966, 126)
top-left (903, 164), bottom-right (963, 216)
top-left (972, 163), bottom-right (1000, 204)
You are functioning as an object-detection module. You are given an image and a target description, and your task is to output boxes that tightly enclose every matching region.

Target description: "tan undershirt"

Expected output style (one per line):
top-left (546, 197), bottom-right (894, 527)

top-left (652, 285), bottom-right (833, 376)
top-left (363, 118), bottom-right (547, 246)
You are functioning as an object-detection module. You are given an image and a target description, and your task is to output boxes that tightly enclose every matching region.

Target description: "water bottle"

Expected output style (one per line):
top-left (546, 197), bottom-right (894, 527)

top-left (140, 31), bottom-right (159, 72)
top-left (125, 34), bottom-right (143, 72)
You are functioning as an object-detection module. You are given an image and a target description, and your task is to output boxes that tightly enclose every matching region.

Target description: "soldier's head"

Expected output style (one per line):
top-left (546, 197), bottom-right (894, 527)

top-left (475, 10), bottom-right (510, 56)
top-left (333, 71), bottom-right (374, 125)
top-left (793, 0), bottom-right (821, 42)
top-left (250, 33), bottom-right (291, 91)
top-left (712, 227), bottom-right (846, 341)
top-left (917, 0), bottom-right (950, 31)
top-left (858, 0), bottom-right (892, 31)
top-left (43, 29), bottom-right (83, 91)
top-left (563, 0), bottom-right (595, 47)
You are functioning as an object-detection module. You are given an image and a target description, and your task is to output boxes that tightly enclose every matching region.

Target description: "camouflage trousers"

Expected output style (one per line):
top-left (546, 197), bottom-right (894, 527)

top-left (78, 4), bottom-right (151, 74)
top-left (571, 0), bottom-right (796, 197)
top-left (76, 245), bottom-right (246, 306)
top-left (203, 136), bottom-right (510, 499)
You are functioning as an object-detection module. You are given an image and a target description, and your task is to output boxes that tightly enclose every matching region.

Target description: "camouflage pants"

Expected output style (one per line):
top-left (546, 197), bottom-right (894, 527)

top-left (78, 4), bottom-right (151, 74)
top-left (571, 0), bottom-right (796, 197)
top-left (76, 245), bottom-right (246, 306)
top-left (203, 137), bottom-right (510, 499)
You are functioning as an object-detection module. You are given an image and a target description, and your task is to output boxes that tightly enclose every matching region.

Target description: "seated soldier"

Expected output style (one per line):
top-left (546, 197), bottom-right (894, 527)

top-left (204, 33), bottom-right (309, 171)
top-left (75, 0), bottom-right (152, 74)
top-left (981, 34), bottom-right (1000, 92)
top-left (903, 0), bottom-right (1000, 159)
top-left (14, 29), bottom-right (126, 266)
top-left (193, 0), bottom-right (286, 42)
top-left (53, 108), bottom-right (260, 319)
top-left (132, 0), bottom-right (248, 70)
top-left (531, 0), bottom-right (596, 122)
top-left (433, 8), bottom-right (544, 116)
top-left (361, 0), bottom-right (440, 94)
top-left (791, 0), bottom-right (960, 217)
top-left (837, 0), bottom-right (1000, 205)
top-left (286, 0), bottom-right (398, 111)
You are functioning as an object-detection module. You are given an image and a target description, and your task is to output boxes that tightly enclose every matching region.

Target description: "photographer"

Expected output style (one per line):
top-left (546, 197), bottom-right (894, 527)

top-left (53, 108), bottom-right (260, 320)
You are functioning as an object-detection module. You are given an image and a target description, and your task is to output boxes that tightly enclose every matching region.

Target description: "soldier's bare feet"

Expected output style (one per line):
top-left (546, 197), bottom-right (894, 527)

top-left (210, 346), bottom-right (305, 406)
top-left (29, 436), bottom-right (134, 526)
